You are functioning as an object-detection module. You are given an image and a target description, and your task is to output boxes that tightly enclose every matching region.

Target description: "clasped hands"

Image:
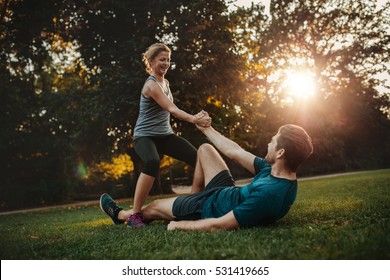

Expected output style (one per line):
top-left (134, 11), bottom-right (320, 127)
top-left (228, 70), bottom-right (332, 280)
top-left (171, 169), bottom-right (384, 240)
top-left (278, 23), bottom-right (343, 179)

top-left (193, 110), bottom-right (212, 128)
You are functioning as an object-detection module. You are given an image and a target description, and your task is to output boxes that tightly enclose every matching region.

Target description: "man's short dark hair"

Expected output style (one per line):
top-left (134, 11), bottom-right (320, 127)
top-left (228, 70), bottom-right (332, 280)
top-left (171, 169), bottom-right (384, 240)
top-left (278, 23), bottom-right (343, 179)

top-left (276, 124), bottom-right (313, 172)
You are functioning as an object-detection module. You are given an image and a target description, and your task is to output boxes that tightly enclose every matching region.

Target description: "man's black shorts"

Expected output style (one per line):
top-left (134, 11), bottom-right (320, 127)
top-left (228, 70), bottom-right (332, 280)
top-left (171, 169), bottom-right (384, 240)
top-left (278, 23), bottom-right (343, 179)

top-left (172, 170), bottom-right (235, 221)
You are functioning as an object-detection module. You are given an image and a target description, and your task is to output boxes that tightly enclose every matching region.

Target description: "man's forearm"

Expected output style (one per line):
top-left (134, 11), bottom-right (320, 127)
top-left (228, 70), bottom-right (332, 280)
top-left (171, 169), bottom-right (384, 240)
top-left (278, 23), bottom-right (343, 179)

top-left (201, 127), bottom-right (242, 159)
top-left (168, 217), bottom-right (238, 232)
top-left (167, 219), bottom-right (219, 232)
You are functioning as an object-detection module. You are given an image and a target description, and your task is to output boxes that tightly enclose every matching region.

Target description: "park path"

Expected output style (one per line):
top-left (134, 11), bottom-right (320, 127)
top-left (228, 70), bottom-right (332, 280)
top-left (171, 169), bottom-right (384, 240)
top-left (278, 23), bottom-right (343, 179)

top-left (0, 169), bottom-right (386, 216)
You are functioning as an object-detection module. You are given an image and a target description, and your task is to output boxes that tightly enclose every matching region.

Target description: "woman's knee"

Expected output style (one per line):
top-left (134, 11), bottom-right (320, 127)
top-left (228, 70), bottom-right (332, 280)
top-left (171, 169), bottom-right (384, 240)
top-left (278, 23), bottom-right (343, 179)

top-left (143, 158), bottom-right (160, 176)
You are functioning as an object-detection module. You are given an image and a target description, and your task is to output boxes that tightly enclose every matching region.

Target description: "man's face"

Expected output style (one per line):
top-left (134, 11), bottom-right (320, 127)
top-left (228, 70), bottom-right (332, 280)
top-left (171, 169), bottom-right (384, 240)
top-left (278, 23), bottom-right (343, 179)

top-left (265, 134), bottom-right (279, 164)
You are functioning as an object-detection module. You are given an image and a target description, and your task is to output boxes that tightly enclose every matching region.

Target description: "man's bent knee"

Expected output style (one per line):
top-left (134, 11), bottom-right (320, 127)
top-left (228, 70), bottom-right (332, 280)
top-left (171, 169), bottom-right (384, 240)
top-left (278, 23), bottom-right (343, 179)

top-left (198, 143), bottom-right (217, 156)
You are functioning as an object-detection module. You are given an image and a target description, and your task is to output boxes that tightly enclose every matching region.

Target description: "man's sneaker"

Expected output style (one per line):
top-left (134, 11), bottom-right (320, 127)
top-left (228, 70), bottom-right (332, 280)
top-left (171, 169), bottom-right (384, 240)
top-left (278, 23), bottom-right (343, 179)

top-left (126, 212), bottom-right (146, 229)
top-left (99, 193), bottom-right (124, 225)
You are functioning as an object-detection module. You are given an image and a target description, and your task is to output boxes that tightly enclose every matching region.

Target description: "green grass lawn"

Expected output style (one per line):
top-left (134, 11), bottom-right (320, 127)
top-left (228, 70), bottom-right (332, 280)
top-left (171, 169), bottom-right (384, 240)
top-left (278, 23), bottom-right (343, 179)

top-left (0, 169), bottom-right (389, 260)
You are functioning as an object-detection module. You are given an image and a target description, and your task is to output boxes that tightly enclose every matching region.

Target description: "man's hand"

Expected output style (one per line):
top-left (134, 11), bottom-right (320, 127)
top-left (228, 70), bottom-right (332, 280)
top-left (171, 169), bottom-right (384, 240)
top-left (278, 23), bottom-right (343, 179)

top-left (166, 212), bottom-right (240, 232)
top-left (167, 221), bottom-right (179, 231)
top-left (194, 110), bottom-right (211, 128)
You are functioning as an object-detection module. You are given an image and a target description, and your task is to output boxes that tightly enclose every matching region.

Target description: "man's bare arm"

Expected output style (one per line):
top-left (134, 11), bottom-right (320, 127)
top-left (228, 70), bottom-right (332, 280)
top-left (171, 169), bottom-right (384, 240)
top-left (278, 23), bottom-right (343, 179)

top-left (167, 211), bottom-right (239, 232)
top-left (198, 126), bottom-right (256, 174)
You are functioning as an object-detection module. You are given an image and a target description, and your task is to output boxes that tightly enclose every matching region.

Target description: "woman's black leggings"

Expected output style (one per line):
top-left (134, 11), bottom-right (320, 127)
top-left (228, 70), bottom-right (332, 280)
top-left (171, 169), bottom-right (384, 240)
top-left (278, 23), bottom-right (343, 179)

top-left (133, 134), bottom-right (197, 177)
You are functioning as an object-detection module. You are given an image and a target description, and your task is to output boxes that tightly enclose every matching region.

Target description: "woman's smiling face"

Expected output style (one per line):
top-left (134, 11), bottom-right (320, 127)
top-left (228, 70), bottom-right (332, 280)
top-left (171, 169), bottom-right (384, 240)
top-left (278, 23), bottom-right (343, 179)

top-left (150, 51), bottom-right (171, 76)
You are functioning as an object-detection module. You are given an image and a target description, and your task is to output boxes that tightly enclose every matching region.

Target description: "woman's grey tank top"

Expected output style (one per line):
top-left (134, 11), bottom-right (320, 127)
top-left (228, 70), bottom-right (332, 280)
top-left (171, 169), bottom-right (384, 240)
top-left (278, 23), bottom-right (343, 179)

top-left (133, 76), bottom-right (174, 138)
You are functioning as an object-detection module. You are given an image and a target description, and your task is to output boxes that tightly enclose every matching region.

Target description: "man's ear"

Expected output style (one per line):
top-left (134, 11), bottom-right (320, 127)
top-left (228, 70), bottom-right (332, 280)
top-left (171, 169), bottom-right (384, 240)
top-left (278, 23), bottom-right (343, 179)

top-left (276, 148), bottom-right (285, 159)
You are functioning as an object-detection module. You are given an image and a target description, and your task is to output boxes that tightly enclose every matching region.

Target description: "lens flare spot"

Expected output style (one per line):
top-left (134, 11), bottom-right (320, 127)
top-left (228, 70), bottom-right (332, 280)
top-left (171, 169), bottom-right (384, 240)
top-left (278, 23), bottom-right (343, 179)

top-left (77, 162), bottom-right (88, 179)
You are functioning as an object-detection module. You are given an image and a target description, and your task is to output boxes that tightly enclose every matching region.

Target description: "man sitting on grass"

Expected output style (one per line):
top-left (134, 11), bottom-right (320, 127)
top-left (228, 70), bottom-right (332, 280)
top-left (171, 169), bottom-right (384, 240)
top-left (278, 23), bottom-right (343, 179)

top-left (100, 123), bottom-right (313, 231)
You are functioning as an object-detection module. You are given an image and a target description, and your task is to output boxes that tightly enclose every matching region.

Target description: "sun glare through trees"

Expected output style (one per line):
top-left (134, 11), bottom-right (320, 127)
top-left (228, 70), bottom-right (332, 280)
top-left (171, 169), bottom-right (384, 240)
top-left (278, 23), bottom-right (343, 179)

top-left (285, 71), bottom-right (316, 101)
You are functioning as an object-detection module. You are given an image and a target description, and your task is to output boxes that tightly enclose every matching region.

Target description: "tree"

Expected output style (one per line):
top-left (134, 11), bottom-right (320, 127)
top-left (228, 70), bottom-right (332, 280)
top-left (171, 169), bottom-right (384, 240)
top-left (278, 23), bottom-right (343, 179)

top-left (0, 0), bottom-right (85, 208)
top-left (232, 0), bottom-right (390, 172)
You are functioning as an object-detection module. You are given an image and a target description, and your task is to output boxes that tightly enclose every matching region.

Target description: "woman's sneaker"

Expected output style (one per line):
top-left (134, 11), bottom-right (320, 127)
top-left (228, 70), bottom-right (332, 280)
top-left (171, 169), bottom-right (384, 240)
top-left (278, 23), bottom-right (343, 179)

top-left (99, 193), bottom-right (124, 225)
top-left (126, 212), bottom-right (146, 228)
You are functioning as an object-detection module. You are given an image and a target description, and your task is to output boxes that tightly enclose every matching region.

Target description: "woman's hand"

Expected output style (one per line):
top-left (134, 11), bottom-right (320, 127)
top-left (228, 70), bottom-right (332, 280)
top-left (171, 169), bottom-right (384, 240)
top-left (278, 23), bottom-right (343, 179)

top-left (194, 110), bottom-right (212, 127)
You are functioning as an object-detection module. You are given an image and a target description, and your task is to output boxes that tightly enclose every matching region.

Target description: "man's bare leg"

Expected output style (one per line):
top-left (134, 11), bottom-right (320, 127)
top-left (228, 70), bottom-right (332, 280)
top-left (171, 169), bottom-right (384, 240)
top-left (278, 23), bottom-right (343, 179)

top-left (118, 196), bottom-right (176, 221)
top-left (190, 143), bottom-right (229, 193)
top-left (190, 153), bottom-right (205, 193)
top-left (141, 197), bottom-right (177, 222)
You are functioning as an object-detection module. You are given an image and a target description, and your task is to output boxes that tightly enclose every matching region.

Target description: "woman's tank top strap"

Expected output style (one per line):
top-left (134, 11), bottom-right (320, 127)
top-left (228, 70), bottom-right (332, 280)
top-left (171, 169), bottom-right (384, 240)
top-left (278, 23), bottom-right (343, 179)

top-left (147, 75), bottom-right (171, 99)
top-left (147, 75), bottom-right (157, 82)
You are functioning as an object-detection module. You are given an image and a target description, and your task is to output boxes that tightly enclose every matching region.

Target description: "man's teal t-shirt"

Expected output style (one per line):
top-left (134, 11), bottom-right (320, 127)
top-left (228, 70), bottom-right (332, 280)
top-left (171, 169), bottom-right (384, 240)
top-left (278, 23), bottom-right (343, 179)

top-left (201, 157), bottom-right (297, 227)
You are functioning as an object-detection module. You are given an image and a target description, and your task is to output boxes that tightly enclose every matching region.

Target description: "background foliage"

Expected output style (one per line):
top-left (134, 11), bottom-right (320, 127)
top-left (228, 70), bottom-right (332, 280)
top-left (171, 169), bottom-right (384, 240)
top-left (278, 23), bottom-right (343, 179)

top-left (1, 0), bottom-right (389, 210)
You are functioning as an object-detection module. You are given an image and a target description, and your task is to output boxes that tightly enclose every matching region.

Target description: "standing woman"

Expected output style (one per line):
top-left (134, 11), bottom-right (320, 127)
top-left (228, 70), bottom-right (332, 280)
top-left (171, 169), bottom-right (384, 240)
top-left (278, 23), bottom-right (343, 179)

top-left (101, 43), bottom-right (211, 228)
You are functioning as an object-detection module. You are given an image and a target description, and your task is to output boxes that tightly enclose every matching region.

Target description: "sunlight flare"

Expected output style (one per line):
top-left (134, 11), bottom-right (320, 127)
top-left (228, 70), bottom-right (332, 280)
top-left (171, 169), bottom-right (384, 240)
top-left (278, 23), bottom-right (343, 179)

top-left (285, 71), bottom-right (316, 100)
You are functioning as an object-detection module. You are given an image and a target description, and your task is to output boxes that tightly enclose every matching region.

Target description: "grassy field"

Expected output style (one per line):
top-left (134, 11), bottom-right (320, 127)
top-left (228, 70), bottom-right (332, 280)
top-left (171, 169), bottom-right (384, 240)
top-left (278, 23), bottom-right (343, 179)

top-left (0, 169), bottom-right (389, 260)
